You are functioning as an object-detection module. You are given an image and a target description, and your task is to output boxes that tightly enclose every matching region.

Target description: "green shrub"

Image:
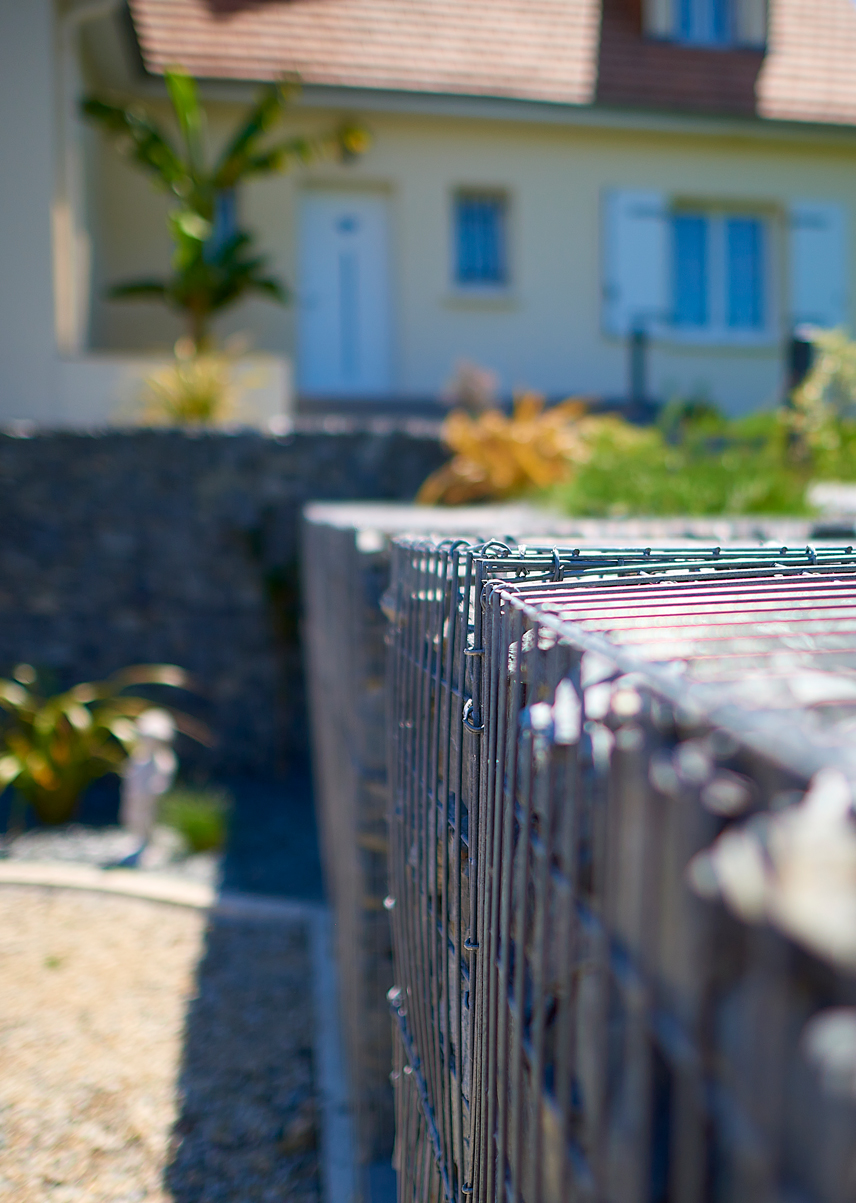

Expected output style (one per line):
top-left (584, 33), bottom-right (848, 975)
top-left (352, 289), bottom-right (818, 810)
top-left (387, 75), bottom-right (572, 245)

top-left (787, 327), bottom-right (856, 478)
top-left (158, 786), bottom-right (231, 853)
top-left (553, 408), bottom-right (812, 517)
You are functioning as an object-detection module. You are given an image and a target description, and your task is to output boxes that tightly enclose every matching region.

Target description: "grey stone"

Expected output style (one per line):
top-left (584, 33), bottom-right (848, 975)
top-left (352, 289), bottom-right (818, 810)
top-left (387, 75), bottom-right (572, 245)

top-left (0, 425), bottom-right (445, 777)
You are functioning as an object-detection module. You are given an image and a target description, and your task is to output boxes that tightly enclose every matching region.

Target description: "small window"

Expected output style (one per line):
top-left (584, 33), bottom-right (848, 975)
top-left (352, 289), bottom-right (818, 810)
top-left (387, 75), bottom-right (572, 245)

top-left (454, 192), bottom-right (508, 287)
top-left (671, 210), bottom-right (768, 337)
top-left (643, 0), bottom-right (766, 48)
top-left (677, 0), bottom-right (732, 45)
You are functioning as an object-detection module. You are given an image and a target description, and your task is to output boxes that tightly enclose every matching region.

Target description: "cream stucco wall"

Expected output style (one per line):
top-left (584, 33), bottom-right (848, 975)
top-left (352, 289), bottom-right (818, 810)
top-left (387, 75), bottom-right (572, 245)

top-left (0, 0), bottom-right (60, 422)
top-left (87, 98), bottom-right (856, 416)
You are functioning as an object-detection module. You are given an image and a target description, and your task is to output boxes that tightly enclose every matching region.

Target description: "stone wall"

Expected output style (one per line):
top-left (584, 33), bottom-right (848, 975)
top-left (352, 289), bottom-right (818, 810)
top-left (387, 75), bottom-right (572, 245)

top-left (0, 424), bottom-right (445, 775)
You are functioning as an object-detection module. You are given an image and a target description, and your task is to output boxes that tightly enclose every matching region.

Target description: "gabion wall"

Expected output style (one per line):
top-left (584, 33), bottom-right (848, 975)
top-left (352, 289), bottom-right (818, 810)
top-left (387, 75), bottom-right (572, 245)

top-left (386, 537), bottom-right (856, 1203)
top-left (301, 503), bottom-right (615, 1169)
top-left (0, 425), bottom-right (445, 775)
top-left (300, 506), bottom-right (824, 1186)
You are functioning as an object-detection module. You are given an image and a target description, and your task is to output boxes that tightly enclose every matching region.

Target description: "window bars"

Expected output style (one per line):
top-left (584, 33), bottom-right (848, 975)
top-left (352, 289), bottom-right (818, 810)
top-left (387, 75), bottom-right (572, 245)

top-left (386, 537), bottom-right (856, 1203)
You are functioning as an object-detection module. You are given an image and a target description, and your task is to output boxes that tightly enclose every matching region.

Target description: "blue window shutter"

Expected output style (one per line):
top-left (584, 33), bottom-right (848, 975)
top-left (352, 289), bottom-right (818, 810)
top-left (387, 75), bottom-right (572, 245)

top-left (678, 0), bottom-right (694, 38)
top-left (727, 217), bottom-right (764, 329)
top-left (455, 196), bottom-right (507, 285)
top-left (673, 215), bottom-right (708, 327)
top-left (602, 189), bottom-right (669, 336)
top-left (789, 202), bottom-right (848, 329)
top-left (711, 0), bottom-right (730, 41)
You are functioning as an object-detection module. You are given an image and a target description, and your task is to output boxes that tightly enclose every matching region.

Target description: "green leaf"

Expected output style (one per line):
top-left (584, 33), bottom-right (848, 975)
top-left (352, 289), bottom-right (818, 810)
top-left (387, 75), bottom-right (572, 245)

top-left (81, 97), bottom-right (185, 188)
top-left (0, 754), bottom-right (21, 787)
top-left (213, 83), bottom-right (290, 188)
top-left (104, 664), bottom-right (192, 692)
top-left (63, 703), bottom-right (93, 731)
top-left (249, 276), bottom-right (289, 304)
top-left (0, 681), bottom-right (29, 708)
top-left (239, 136), bottom-right (318, 176)
top-left (109, 280), bottom-right (168, 300)
top-left (171, 209), bottom-right (213, 243)
top-left (165, 69), bottom-right (206, 179)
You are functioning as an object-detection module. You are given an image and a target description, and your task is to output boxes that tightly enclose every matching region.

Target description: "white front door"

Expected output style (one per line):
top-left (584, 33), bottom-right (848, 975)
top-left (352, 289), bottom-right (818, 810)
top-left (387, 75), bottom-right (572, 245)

top-left (298, 192), bottom-right (392, 396)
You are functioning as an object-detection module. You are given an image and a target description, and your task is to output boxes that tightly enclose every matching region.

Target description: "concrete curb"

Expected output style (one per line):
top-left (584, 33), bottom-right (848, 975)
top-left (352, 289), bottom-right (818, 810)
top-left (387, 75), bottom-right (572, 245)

top-left (0, 862), bottom-right (357, 1203)
top-left (0, 859), bottom-right (217, 908)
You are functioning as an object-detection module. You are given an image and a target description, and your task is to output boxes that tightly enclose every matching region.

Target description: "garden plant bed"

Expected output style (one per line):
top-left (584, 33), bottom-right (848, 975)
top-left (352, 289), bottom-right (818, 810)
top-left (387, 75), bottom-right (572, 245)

top-left (0, 885), bottom-right (321, 1203)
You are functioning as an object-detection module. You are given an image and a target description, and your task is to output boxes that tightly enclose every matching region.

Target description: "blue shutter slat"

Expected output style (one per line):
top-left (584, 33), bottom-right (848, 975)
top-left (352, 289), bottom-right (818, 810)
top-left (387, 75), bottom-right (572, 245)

top-left (678, 0), bottom-right (693, 37)
top-left (727, 217), bottom-right (764, 329)
top-left (673, 214), bottom-right (708, 326)
top-left (475, 203), bottom-right (485, 276)
top-left (711, 0), bottom-right (730, 41)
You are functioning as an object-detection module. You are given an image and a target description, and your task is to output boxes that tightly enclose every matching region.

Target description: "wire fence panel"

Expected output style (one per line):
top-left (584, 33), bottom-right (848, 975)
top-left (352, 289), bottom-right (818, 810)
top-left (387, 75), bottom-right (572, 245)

top-left (302, 511), bottom-right (396, 1168)
top-left (386, 537), bottom-right (856, 1203)
top-left (304, 504), bottom-right (663, 1174)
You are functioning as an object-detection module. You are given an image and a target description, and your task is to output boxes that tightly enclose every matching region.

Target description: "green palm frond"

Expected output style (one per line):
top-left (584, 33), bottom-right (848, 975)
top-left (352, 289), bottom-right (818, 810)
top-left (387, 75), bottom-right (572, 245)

top-left (109, 280), bottom-right (168, 300)
top-left (165, 69), bottom-right (206, 181)
top-left (81, 98), bottom-right (186, 191)
top-left (212, 80), bottom-right (296, 188)
top-left (83, 68), bottom-right (369, 349)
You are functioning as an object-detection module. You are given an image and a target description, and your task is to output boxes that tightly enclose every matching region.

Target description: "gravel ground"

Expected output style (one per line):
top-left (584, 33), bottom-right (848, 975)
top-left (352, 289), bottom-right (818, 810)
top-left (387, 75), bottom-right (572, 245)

top-left (0, 887), bottom-right (320, 1202)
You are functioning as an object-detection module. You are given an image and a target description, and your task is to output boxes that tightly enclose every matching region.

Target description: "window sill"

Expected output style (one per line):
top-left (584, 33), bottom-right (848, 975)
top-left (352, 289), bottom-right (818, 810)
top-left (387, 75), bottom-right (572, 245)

top-left (644, 35), bottom-right (766, 51)
top-left (658, 328), bottom-right (779, 351)
top-left (442, 289), bottom-right (519, 311)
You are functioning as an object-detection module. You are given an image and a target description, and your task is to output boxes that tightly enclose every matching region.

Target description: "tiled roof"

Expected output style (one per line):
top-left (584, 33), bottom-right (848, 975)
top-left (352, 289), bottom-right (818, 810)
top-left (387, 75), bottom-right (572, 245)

top-left (757, 0), bottom-right (856, 126)
top-left (127, 0), bottom-right (856, 128)
top-left (127, 0), bottom-right (602, 106)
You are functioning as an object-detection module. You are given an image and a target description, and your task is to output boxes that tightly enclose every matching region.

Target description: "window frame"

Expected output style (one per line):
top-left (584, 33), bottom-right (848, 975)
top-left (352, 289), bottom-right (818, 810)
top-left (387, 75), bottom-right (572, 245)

top-left (666, 204), bottom-right (777, 347)
top-left (450, 188), bottom-right (512, 294)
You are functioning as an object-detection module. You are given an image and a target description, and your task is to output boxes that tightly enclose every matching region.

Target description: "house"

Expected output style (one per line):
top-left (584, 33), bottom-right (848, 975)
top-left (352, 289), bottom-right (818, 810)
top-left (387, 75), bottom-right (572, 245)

top-left (2, 0), bottom-right (856, 423)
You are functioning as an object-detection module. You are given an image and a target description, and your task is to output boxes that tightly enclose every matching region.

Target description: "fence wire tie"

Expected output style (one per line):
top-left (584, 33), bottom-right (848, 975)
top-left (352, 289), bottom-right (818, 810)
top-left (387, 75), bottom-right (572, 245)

top-left (464, 645), bottom-right (485, 657)
top-left (462, 698), bottom-right (485, 734)
top-left (464, 937), bottom-right (479, 952)
top-left (477, 539), bottom-right (513, 557)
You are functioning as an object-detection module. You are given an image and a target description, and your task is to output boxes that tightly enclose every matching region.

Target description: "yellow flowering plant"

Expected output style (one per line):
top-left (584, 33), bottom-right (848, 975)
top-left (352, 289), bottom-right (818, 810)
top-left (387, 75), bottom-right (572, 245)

top-left (417, 392), bottom-right (595, 505)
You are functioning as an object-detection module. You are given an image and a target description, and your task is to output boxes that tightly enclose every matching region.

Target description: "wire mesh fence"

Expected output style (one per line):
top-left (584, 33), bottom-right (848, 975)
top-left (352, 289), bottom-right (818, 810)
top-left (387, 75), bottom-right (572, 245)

top-left (301, 504), bottom-right (814, 1173)
top-left (303, 505), bottom-right (610, 1171)
top-left (386, 537), bottom-right (856, 1203)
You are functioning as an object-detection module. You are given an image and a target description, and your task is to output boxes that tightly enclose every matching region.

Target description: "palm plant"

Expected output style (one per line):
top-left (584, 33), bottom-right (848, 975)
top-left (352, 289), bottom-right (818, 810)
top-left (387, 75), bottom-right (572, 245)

top-left (0, 664), bottom-right (211, 826)
top-left (83, 71), bottom-right (368, 350)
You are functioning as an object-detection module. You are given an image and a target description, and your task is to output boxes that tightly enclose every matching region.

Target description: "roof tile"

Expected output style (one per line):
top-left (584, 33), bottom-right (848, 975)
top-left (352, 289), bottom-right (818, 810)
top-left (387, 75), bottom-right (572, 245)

top-left (127, 0), bottom-right (856, 128)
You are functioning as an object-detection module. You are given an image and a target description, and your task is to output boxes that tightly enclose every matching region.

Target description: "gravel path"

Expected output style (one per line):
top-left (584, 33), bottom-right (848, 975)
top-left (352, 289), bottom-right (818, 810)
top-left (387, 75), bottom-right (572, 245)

top-left (0, 887), bottom-right (320, 1202)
